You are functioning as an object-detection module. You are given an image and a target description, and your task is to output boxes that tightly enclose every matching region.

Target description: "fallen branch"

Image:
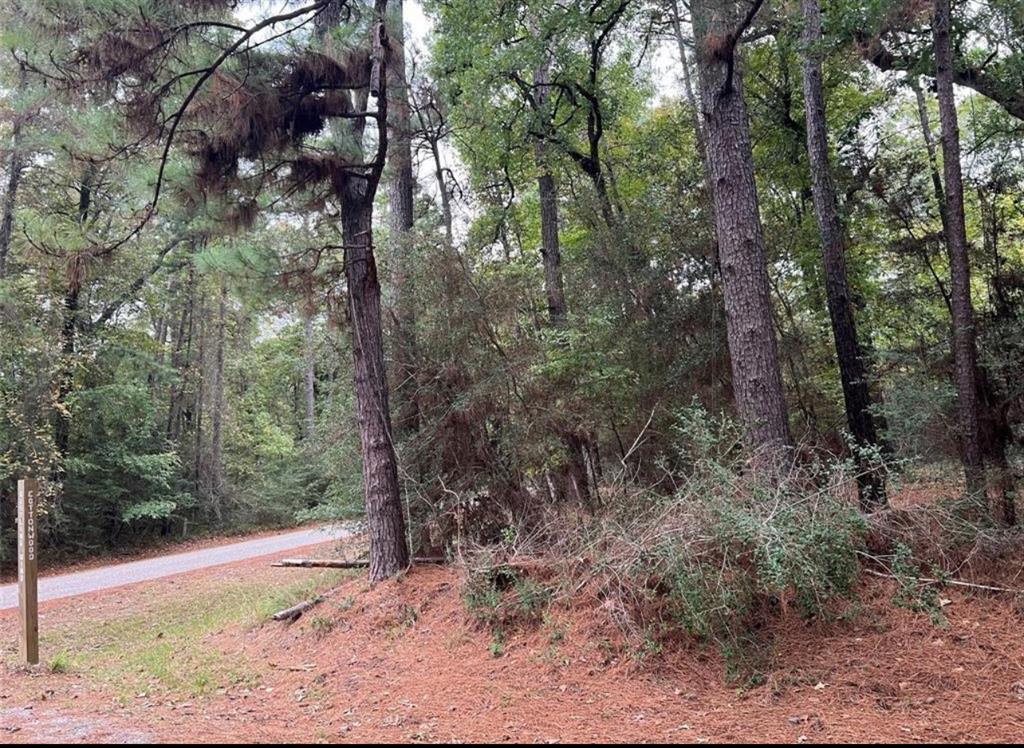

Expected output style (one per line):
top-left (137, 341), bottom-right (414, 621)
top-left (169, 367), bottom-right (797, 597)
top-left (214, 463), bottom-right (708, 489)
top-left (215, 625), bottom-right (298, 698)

top-left (269, 662), bottom-right (315, 672)
top-left (273, 559), bottom-right (370, 569)
top-left (272, 556), bottom-right (446, 569)
top-left (862, 568), bottom-right (1023, 595)
top-left (272, 595), bottom-right (324, 622)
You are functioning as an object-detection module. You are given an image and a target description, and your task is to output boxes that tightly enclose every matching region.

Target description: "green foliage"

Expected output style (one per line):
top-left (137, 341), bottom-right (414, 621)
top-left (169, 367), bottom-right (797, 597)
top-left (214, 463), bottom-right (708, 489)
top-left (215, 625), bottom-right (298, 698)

top-left (121, 500), bottom-right (179, 523)
top-left (464, 559), bottom-right (553, 653)
top-left (889, 543), bottom-right (948, 626)
top-left (573, 408), bottom-right (868, 677)
top-left (60, 383), bottom-right (189, 547)
top-left (47, 651), bottom-right (71, 675)
top-left (0, 0), bottom-right (1022, 615)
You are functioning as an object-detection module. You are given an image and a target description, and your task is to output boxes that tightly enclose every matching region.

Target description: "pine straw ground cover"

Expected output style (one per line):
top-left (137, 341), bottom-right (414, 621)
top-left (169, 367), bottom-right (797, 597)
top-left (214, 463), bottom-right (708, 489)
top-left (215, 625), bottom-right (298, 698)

top-left (2, 545), bottom-right (1024, 743)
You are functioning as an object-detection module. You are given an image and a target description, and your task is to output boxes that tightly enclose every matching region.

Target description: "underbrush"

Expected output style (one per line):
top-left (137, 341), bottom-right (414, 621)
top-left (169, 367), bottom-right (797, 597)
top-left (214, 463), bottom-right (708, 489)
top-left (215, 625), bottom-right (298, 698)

top-left (456, 408), bottom-right (868, 678)
top-left (454, 407), bottom-right (1024, 681)
top-left (463, 552), bottom-right (554, 656)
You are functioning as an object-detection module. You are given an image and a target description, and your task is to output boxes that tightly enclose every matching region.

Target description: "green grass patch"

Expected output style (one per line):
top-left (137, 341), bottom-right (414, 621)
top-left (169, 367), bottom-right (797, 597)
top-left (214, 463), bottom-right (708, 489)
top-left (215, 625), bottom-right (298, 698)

top-left (15, 570), bottom-right (348, 700)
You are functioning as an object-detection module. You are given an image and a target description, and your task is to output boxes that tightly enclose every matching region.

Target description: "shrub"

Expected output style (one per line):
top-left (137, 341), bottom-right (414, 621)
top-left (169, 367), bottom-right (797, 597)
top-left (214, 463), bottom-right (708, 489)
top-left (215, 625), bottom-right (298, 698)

top-left (463, 552), bottom-right (553, 649)
top-left (469, 406), bottom-right (870, 676)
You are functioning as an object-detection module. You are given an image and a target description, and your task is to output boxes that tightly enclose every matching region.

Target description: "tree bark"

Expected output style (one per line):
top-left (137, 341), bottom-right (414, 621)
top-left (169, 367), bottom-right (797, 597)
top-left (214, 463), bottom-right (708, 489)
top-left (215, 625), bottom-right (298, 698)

top-left (533, 58), bottom-right (568, 330)
top-left (208, 280), bottom-right (227, 522)
top-left (0, 66), bottom-right (27, 280)
top-left (691, 0), bottom-right (792, 460)
top-left (303, 312), bottom-right (317, 438)
top-left (342, 195), bottom-right (410, 582)
top-left (933, 0), bottom-right (986, 504)
top-left (387, 0), bottom-right (420, 442)
top-left (910, 77), bottom-right (949, 235)
top-left (800, 0), bottom-right (886, 509)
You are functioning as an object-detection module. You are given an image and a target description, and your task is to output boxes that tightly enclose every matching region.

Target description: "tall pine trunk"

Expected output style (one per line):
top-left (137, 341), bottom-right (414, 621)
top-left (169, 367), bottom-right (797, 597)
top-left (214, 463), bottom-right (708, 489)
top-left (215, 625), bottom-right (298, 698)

top-left (208, 280), bottom-right (227, 522)
top-left (532, 51), bottom-right (594, 506)
top-left (933, 0), bottom-right (986, 504)
top-left (343, 194), bottom-right (410, 581)
top-left (387, 0), bottom-right (420, 442)
top-left (0, 64), bottom-right (27, 279)
top-left (691, 0), bottom-right (792, 460)
top-left (55, 166), bottom-right (95, 476)
top-left (303, 312), bottom-right (316, 438)
top-left (534, 59), bottom-right (568, 330)
top-left (800, 0), bottom-right (886, 509)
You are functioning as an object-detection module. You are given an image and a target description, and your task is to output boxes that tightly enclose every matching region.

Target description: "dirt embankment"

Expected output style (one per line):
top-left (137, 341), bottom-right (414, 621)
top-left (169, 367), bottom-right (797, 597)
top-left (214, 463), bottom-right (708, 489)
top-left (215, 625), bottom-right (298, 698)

top-left (3, 554), bottom-right (1024, 742)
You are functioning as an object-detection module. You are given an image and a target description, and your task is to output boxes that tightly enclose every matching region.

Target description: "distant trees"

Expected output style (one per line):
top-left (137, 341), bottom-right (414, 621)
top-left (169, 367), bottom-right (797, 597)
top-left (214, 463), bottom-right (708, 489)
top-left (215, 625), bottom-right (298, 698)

top-left (4, 0), bottom-right (411, 579)
top-left (3, 0), bottom-right (1023, 570)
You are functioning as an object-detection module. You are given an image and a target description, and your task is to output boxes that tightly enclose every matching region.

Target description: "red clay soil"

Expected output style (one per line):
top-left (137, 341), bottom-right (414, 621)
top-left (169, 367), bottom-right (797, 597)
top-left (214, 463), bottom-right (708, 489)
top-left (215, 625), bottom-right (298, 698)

top-left (3, 555), bottom-right (1023, 743)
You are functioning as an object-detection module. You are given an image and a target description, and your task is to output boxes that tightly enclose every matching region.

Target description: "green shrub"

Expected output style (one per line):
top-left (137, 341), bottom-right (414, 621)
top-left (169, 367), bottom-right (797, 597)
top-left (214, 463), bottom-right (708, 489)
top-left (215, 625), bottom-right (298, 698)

top-left (568, 406), bottom-right (868, 677)
top-left (463, 556), bottom-right (553, 651)
top-left (48, 651), bottom-right (71, 674)
top-left (889, 542), bottom-right (947, 625)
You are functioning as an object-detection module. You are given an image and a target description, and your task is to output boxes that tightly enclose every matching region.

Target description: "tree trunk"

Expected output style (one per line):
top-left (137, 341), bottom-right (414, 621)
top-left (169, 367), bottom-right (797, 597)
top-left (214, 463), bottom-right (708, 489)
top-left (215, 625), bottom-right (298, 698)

top-left (342, 195), bottom-right (410, 582)
top-left (910, 77), bottom-right (949, 235)
top-left (533, 50), bottom-right (594, 506)
top-left (670, 0), bottom-right (721, 277)
top-left (209, 280), bottom-right (227, 522)
top-left (800, 0), bottom-right (886, 509)
top-left (691, 0), bottom-right (792, 460)
top-left (933, 0), bottom-right (986, 504)
top-left (54, 285), bottom-right (79, 466)
top-left (193, 293), bottom-right (207, 494)
top-left (54, 167), bottom-right (95, 472)
top-left (432, 137), bottom-right (454, 245)
top-left (669, 0), bottom-right (711, 192)
top-left (387, 0), bottom-right (420, 442)
top-left (303, 312), bottom-right (317, 438)
top-left (167, 263), bottom-right (196, 444)
top-left (533, 59), bottom-right (568, 329)
top-left (0, 66), bottom-right (27, 280)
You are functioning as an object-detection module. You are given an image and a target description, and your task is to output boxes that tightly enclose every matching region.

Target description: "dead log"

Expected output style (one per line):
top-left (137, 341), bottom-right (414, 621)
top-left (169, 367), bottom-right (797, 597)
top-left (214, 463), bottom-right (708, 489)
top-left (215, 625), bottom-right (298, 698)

top-left (271, 595), bottom-right (324, 622)
top-left (272, 557), bottom-right (446, 569)
top-left (273, 559), bottom-right (370, 569)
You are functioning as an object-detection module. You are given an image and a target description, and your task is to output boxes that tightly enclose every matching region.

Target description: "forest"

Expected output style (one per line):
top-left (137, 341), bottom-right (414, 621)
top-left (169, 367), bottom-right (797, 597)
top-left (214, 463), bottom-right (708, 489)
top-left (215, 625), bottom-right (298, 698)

top-left (1, 0), bottom-right (1023, 688)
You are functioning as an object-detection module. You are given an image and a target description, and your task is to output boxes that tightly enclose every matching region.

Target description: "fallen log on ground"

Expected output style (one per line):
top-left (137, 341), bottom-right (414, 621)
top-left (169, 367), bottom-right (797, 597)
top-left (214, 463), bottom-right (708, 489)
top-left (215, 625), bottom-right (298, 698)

top-left (272, 595), bottom-right (324, 622)
top-left (272, 557), bottom-right (446, 569)
top-left (273, 559), bottom-right (369, 569)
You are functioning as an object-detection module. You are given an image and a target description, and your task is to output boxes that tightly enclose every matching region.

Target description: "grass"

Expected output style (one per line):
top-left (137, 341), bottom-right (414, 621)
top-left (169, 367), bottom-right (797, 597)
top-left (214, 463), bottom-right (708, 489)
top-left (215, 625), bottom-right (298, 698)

top-left (48, 650), bottom-right (71, 674)
top-left (15, 570), bottom-right (348, 701)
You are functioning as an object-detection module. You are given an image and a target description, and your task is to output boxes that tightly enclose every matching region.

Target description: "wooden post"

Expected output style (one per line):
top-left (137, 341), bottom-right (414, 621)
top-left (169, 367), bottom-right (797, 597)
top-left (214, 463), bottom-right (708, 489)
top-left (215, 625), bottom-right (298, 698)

top-left (17, 478), bottom-right (39, 665)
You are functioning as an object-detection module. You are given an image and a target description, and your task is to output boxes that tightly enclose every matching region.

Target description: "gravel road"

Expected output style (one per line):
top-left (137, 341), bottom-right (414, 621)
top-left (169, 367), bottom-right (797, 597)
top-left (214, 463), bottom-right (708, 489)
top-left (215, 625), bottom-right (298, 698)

top-left (0, 525), bottom-right (349, 610)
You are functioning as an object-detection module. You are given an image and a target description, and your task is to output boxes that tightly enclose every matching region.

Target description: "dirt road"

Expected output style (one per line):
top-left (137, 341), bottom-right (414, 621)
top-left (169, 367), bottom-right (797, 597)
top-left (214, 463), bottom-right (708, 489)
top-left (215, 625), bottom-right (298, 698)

top-left (0, 525), bottom-right (348, 610)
